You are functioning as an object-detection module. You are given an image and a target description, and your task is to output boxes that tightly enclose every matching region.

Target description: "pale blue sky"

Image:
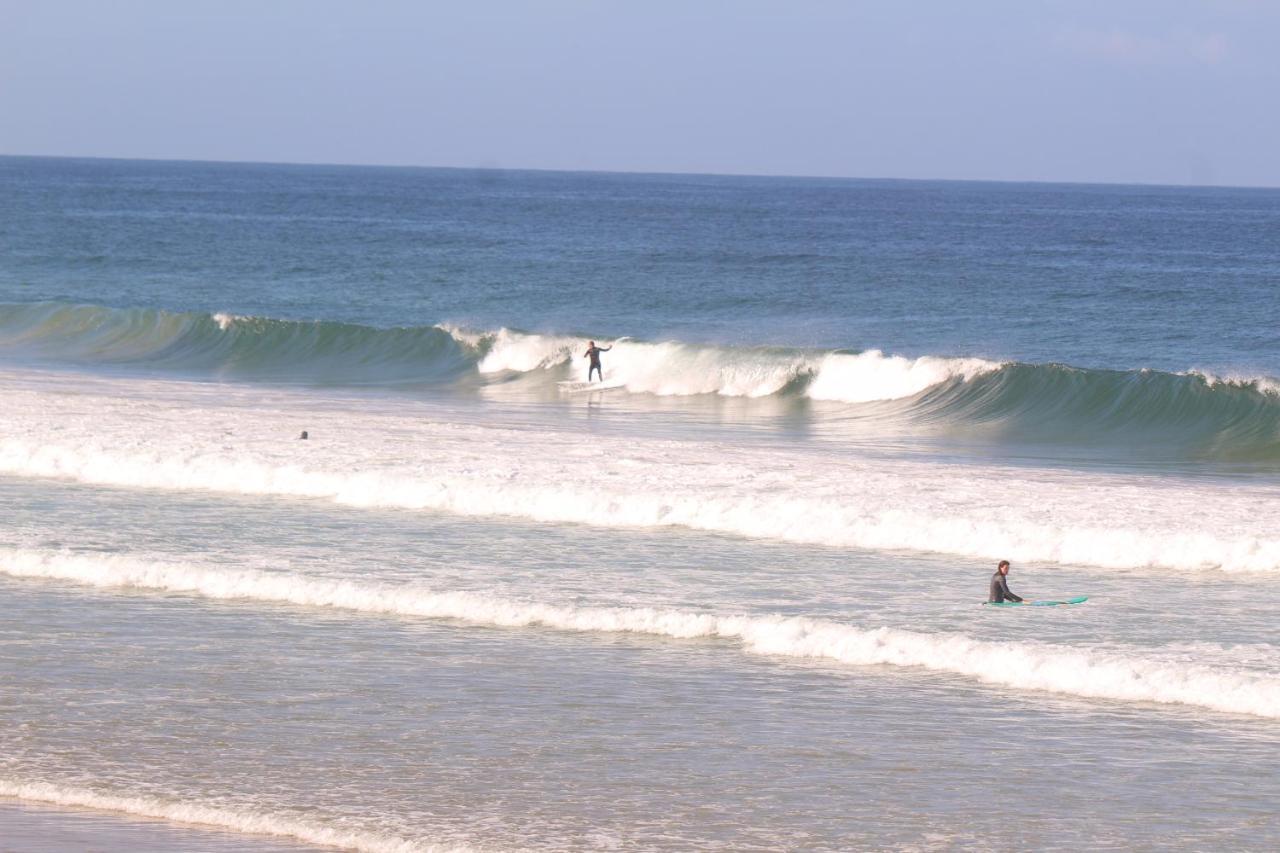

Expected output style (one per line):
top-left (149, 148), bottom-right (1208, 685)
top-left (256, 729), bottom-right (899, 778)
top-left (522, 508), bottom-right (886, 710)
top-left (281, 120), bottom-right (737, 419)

top-left (2, 0), bottom-right (1277, 186)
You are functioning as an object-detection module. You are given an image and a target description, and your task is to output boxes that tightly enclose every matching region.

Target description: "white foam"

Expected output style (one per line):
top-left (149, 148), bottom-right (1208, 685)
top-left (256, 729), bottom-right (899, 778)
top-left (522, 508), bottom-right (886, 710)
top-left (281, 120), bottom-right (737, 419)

top-left (0, 370), bottom-right (1277, 574)
top-left (211, 313), bottom-right (244, 332)
top-left (5, 548), bottom-right (1279, 719)
top-left (807, 350), bottom-right (1000, 403)
top-left (473, 327), bottom-right (580, 373)
top-left (446, 326), bottom-right (995, 401)
top-left (1, 433), bottom-right (1276, 575)
top-left (595, 340), bottom-right (807, 397)
top-left (1188, 369), bottom-right (1280, 397)
top-left (0, 778), bottom-right (455, 853)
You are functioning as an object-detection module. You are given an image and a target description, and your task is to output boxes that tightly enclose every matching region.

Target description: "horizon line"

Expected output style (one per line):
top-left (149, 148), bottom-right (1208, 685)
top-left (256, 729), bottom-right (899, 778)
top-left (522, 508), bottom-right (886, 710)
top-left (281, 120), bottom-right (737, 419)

top-left (2, 151), bottom-right (1277, 193)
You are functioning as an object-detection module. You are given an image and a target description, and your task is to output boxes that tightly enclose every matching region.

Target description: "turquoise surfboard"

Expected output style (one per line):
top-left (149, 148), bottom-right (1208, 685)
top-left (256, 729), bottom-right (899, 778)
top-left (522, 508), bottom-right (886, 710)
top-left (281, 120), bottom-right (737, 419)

top-left (984, 595), bottom-right (1088, 608)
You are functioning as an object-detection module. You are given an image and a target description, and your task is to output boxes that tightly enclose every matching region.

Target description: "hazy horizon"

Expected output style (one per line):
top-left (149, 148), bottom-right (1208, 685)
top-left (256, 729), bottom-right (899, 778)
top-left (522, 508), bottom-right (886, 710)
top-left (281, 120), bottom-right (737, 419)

top-left (3, 1), bottom-right (1279, 188)
top-left (12, 151), bottom-right (1280, 194)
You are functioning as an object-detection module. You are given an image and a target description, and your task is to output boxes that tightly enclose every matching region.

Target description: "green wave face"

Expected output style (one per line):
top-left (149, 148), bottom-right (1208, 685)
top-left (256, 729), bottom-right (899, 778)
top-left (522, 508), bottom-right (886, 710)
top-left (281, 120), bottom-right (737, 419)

top-left (0, 302), bottom-right (476, 386)
top-left (0, 301), bottom-right (1277, 462)
top-left (901, 363), bottom-right (1280, 461)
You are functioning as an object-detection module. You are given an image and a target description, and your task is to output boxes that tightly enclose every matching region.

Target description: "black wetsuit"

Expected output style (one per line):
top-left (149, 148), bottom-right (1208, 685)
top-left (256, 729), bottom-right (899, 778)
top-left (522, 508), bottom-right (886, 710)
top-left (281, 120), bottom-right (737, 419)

top-left (586, 345), bottom-right (611, 382)
top-left (988, 571), bottom-right (1023, 603)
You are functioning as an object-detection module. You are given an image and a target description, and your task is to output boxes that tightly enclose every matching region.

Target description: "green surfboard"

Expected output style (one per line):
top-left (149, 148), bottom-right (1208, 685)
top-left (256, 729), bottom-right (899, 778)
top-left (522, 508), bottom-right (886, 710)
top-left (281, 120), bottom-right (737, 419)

top-left (984, 595), bottom-right (1087, 607)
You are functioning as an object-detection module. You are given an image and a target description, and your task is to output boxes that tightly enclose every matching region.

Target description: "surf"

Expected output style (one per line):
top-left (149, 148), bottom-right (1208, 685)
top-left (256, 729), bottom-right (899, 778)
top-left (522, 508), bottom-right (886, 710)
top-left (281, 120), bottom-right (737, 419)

top-left (1, 301), bottom-right (1278, 461)
top-left (1, 369), bottom-right (1278, 574)
top-left (0, 301), bottom-right (473, 385)
top-left (3, 547), bottom-right (1279, 719)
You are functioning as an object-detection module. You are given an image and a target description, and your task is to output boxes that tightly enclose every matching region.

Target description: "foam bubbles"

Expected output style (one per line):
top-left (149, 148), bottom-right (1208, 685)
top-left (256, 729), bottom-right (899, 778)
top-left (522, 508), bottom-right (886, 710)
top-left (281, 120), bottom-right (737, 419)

top-left (808, 350), bottom-right (1001, 403)
top-left (212, 312), bottom-right (242, 331)
top-left (4, 548), bottom-right (1280, 719)
top-left (444, 326), bottom-right (995, 401)
top-left (1188, 369), bottom-right (1280, 397)
top-left (1, 369), bottom-right (1278, 575)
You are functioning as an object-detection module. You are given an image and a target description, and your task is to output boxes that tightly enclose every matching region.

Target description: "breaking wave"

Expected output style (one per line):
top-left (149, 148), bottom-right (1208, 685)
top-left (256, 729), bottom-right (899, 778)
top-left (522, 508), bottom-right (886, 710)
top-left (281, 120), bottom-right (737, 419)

top-left (2, 431), bottom-right (1278, 573)
top-left (0, 301), bottom-right (472, 385)
top-left (4, 547), bottom-right (1280, 719)
top-left (0, 301), bottom-right (1278, 458)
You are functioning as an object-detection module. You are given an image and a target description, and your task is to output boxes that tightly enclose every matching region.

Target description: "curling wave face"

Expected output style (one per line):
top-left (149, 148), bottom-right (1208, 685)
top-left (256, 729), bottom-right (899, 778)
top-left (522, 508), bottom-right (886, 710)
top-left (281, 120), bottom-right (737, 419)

top-left (1, 302), bottom-right (1278, 460)
top-left (0, 301), bottom-right (474, 385)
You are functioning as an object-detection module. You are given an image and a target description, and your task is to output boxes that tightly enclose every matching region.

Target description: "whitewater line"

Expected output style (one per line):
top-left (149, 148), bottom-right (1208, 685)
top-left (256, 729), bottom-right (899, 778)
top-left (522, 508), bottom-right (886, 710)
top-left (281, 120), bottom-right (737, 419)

top-left (0, 778), bottom-right (458, 853)
top-left (468, 326), bottom-right (1001, 402)
top-left (4, 549), bottom-right (1280, 720)
top-left (2, 436), bottom-right (1279, 574)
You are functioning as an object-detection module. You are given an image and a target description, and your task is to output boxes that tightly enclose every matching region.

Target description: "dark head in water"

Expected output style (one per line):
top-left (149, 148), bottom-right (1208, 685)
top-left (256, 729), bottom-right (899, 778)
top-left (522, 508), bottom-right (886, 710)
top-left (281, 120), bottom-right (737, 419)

top-left (299, 430), bottom-right (309, 440)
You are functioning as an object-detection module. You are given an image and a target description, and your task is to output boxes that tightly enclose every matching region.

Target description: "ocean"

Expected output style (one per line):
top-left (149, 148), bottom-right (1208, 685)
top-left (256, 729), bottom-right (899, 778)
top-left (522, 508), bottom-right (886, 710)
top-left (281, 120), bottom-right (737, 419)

top-left (0, 155), bottom-right (1278, 850)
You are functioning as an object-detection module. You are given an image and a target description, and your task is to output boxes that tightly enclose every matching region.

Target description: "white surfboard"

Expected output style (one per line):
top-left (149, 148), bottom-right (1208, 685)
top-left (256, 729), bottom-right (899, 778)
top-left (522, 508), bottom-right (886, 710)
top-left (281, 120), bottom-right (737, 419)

top-left (558, 380), bottom-right (625, 394)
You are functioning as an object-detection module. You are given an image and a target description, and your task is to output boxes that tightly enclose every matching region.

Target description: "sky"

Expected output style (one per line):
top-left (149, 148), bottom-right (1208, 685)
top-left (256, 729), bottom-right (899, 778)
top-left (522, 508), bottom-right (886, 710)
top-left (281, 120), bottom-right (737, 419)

top-left (1, 0), bottom-right (1278, 186)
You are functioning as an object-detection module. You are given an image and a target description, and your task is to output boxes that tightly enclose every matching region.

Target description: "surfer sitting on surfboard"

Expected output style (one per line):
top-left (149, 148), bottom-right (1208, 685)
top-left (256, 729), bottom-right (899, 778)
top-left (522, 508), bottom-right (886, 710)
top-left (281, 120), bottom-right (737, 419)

top-left (584, 341), bottom-right (612, 382)
top-left (988, 560), bottom-right (1023, 604)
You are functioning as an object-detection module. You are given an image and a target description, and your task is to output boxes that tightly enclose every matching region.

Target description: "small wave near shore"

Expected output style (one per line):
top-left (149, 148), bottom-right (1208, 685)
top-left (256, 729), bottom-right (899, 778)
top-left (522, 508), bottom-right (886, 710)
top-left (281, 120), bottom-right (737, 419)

top-left (4, 547), bottom-right (1280, 719)
top-left (0, 777), bottom-right (448, 853)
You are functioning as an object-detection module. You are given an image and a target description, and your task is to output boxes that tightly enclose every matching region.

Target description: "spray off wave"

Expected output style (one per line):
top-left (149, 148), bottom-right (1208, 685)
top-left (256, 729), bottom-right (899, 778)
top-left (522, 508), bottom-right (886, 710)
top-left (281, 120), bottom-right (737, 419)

top-left (4, 548), bottom-right (1280, 719)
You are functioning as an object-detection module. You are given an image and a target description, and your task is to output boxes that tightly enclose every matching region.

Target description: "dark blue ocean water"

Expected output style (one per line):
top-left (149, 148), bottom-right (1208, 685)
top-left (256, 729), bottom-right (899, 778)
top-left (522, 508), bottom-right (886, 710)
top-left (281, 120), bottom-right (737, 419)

top-left (3, 155), bottom-right (1278, 373)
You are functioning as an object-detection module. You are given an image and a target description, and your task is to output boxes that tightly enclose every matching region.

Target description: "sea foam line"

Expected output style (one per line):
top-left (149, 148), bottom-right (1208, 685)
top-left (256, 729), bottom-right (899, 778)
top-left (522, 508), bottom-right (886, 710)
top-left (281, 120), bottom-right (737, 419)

top-left (2, 435), bottom-right (1278, 575)
top-left (5, 549), bottom-right (1280, 720)
top-left (0, 778), bottom-right (457, 853)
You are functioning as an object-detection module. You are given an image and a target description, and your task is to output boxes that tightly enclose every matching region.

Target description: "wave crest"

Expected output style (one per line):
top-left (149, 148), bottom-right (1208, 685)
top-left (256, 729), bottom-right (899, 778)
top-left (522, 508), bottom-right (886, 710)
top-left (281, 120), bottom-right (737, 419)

top-left (5, 548), bottom-right (1280, 719)
top-left (1, 302), bottom-right (1278, 459)
top-left (468, 326), bottom-right (999, 401)
top-left (0, 302), bottom-right (470, 384)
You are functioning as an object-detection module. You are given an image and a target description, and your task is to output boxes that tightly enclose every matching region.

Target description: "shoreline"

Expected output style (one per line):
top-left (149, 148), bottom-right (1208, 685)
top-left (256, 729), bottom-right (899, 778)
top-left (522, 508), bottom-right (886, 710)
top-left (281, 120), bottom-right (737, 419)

top-left (0, 798), bottom-right (322, 852)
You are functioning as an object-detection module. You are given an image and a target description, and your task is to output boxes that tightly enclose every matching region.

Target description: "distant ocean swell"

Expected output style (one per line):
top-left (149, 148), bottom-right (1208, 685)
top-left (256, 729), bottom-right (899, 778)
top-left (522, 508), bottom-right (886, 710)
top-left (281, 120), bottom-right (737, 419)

top-left (1, 301), bottom-right (1278, 457)
top-left (4, 547), bottom-right (1280, 719)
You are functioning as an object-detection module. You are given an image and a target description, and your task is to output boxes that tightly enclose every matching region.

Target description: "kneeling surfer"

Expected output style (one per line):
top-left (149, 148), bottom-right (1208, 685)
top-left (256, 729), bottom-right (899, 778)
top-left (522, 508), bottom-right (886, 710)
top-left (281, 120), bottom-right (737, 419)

top-left (988, 560), bottom-right (1024, 603)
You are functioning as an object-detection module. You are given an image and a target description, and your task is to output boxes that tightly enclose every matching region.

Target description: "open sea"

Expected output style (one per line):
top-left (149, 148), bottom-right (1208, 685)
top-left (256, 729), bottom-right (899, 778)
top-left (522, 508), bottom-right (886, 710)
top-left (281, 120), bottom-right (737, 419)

top-left (0, 155), bottom-right (1278, 851)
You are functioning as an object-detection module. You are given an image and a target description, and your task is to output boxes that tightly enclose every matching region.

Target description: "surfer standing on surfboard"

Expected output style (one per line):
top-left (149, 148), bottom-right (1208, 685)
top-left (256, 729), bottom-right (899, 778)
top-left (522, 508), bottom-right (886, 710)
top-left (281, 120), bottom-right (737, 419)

top-left (988, 560), bottom-right (1024, 604)
top-left (584, 341), bottom-right (612, 382)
